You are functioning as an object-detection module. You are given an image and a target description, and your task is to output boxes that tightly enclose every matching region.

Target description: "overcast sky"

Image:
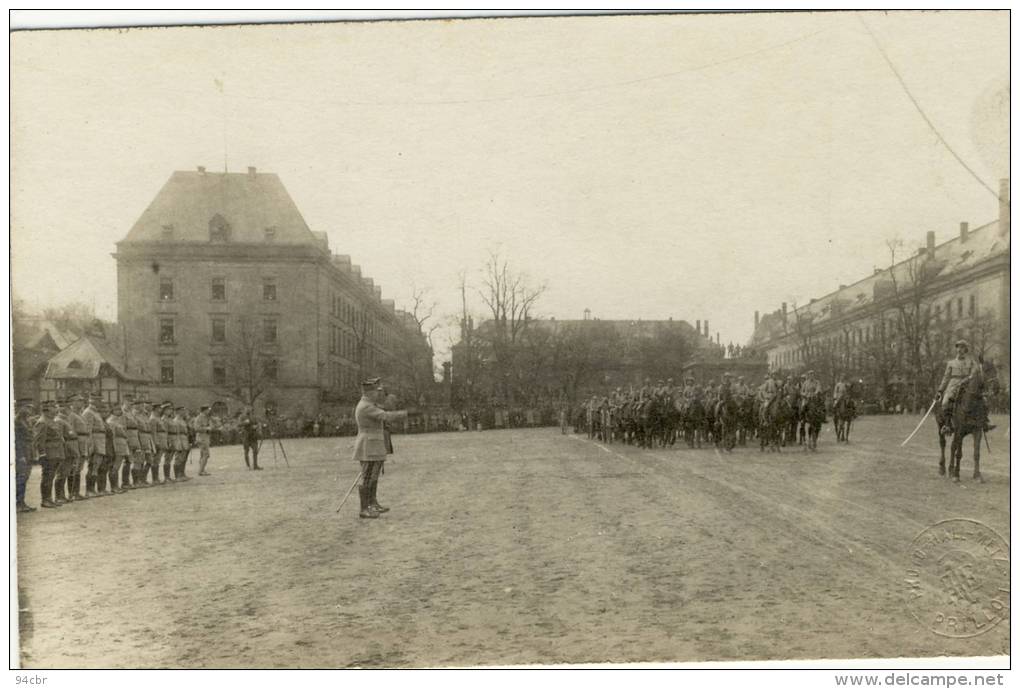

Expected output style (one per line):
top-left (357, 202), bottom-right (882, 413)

top-left (11, 11), bottom-right (1008, 359)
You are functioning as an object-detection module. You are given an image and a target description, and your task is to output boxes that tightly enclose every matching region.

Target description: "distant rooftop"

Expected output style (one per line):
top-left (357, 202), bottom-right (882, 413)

top-left (121, 167), bottom-right (317, 245)
top-left (751, 216), bottom-right (1009, 344)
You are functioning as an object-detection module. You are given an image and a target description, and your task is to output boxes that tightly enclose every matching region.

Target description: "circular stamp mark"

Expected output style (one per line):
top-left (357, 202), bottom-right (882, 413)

top-left (904, 518), bottom-right (1010, 638)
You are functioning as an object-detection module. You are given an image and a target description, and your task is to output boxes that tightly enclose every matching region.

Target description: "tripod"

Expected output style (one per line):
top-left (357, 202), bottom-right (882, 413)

top-left (257, 421), bottom-right (290, 467)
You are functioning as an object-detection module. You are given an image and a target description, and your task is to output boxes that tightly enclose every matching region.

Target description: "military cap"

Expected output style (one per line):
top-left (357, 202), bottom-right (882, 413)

top-left (68, 393), bottom-right (85, 402)
top-left (15, 398), bottom-right (34, 409)
top-left (361, 377), bottom-right (382, 390)
top-left (123, 393), bottom-right (135, 401)
top-left (200, 405), bottom-right (210, 412)
top-left (954, 339), bottom-right (970, 350)
top-left (111, 405), bottom-right (123, 414)
top-left (40, 400), bottom-right (56, 409)
top-left (175, 405), bottom-right (187, 411)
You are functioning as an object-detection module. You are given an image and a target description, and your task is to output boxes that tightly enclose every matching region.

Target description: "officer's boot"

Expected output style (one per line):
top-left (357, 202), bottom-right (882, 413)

top-left (53, 476), bottom-right (67, 505)
top-left (151, 463), bottom-right (161, 485)
top-left (84, 473), bottom-right (94, 497)
top-left (163, 462), bottom-right (172, 482)
top-left (368, 481), bottom-right (389, 513)
top-left (358, 486), bottom-right (378, 519)
top-left (72, 474), bottom-right (83, 500)
top-left (40, 479), bottom-right (58, 508)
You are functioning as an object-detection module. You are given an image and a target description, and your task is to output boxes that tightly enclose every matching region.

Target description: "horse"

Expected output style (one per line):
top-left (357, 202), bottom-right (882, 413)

top-left (938, 360), bottom-right (997, 482)
top-left (782, 389), bottom-right (801, 446)
top-left (679, 397), bottom-right (706, 449)
top-left (832, 395), bottom-right (855, 442)
top-left (712, 396), bottom-right (737, 452)
top-left (800, 393), bottom-right (826, 451)
top-left (758, 397), bottom-right (784, 453)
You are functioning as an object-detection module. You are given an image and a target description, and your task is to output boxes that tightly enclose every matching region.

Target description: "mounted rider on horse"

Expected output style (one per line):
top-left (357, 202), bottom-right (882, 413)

top-left (936, 339), bottom-right (995, 437)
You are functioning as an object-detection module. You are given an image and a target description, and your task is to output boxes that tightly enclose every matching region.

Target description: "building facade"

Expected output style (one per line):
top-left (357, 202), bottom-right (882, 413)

top-left (749, 179), bottom-right (1010, 408)
top-left (115, 167), bottom-right (431, 416)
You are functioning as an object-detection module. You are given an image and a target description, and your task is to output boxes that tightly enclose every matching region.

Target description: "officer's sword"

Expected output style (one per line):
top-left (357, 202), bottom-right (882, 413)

top-left (901, 398), bottom-right (938, 447)
top-left (335, 469), bottom-right (364, 513)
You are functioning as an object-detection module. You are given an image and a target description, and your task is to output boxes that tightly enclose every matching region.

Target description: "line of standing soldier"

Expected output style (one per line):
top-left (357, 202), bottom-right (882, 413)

top-left (15, 393), bottom-right (202, 512)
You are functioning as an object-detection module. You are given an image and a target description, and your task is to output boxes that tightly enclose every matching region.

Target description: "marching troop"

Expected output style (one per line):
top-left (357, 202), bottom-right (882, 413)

top-left (13, 393), bottom-right (231, 513)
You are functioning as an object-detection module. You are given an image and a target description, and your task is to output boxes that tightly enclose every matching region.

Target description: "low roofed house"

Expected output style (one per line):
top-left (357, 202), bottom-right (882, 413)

top-left (12, 317), bottom-right (78, 400)
top-left (35, 333), bottom-right (151, 404)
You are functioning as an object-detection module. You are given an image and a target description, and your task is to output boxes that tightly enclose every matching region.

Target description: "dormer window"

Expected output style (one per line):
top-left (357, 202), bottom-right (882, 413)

top-left (264, 226), bottom-right (277, 242)
top-left (209, 214), bottom-right (231, 242)
top-left (161, 223), bottom-right (175, 240)
top-left (68, 359), bottom-right (82, 369)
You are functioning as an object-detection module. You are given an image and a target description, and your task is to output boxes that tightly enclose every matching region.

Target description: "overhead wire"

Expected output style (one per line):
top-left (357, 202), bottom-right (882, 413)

top-left (858, 14), bottom-right (1005, 204)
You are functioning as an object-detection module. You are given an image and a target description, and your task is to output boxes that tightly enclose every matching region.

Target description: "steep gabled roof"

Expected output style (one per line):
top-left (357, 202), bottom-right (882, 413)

top-left (42, 335), bottom-right (149, 382)
top-left (21, 321), bottom-right (76, 351)
top-left (121, 170), bottom-right (318, 245)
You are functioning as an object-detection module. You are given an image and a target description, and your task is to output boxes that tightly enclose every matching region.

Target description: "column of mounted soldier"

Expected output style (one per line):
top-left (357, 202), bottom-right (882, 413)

top-left (14, 393), bottom-right (217, 512)
top-left (580, 371), bottom-right (852, 452)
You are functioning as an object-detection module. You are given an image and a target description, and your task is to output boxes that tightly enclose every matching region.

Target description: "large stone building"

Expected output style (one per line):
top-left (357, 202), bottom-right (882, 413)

top-left (749, 179), bottom-right (1010, 407)
top-left (114, 166), bottom-right (432, 416)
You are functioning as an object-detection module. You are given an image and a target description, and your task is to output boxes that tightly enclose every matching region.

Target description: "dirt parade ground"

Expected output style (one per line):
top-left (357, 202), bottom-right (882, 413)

top-left (14, 414), bottom-right (1010, 668)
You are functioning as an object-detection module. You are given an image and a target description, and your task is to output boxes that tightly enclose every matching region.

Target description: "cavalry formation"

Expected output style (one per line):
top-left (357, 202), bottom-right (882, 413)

top-left (581, 371), bottom-right (852, 453)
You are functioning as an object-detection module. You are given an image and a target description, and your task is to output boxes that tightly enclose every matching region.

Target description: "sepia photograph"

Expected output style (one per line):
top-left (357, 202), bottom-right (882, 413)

top-left (8, 9), bottom-right (1010, 676)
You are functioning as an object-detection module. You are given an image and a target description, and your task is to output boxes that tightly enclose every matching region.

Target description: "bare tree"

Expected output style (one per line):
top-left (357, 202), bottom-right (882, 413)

top-left (885, 239), bottom-right (938, 411)
top-left (476, 251), bottom-right (546, 405)
top-left (219, 315), bottom-right (276, 407)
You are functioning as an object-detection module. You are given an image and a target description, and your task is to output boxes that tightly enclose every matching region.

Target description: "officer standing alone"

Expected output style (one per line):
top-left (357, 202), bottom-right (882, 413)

top-left (351, 378), bottom-right (407, 519)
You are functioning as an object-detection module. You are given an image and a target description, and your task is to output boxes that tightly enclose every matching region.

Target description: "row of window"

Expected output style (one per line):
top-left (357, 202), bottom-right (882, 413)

top-left (158, 358), bottom-right (279, 385)
top-left (328, 291), bottom-right (394, 351)
top-left (159, 277), bottom-right (277, 303)
top-left (329, 325), bottom-right (359, 359)
top-left (160, 220), bottom-right (277, 243)
top-left (158, 317), bottom-right (279, 346)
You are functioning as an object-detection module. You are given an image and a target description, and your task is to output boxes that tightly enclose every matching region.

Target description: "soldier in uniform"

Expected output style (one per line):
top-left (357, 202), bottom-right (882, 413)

top-left (33, 400), bottom-right (66, 508)
top-left (239, 407), bottom-right (263, 470)
top-left (758, 371), bottom-right (779, 420)
top-left (800, 371), bottom-right (822, 399)
top-left (106, 403), bottom-right (130, 494)
top-left (158, 402), bottom-right (176, 482)
top-left (352, 378), bottom-right (408, 519)
top-left (53, 399), bottom-right (79, 504)
top-left (15, 399), bottom-right (36, 512)
top-left (936, 340), bottom-right (995, 436)
top-left (131, 396), bottom-right (150, 487)
top-left (194, 405), bottom-right (213, 476)
top-left (149, 401), bottom-right (168, 485)
top-left (82, 394), bottom-right (109, 497)
top-left (122, 396), bottom-right (141, 489)
top-left (67, 394), bottom-right (91, 501)
top-left (833, 374), bottom-right (849, 406)
top-left (172, 406), bottom-right (192, 481)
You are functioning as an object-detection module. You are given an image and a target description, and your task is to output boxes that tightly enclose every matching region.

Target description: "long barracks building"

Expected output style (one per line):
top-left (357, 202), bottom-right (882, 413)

top-left (749, 179), bottom-right (1010, 394)
top-left (114, 166), bottom-right (430, 416)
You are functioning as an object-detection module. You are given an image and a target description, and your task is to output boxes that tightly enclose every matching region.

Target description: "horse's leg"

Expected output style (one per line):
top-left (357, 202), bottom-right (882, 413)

top-left (938, 432), bottom-right (946, 476)
top-left (950, 434), bottom-right (961, 482)
top-left (973, 431), bottom-right (984, 482)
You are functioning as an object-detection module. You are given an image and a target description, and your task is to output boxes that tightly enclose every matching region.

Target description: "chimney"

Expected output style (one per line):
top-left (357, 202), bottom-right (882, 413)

top-left (999, 178), bottom-right (1010, 236)
top-left (704, 320), bottom-right (709, 337)
top-left (716, 332), bottom-right (720, 345)
top-left (781, 302), bottom-right (788, 326)
top-left (247, 166), bottom-right (257, 178)
top-left (959, 221), bottom-right (969, 242)
top-left (753, 311), bottom-right (759, 330)
top-left (696, 319), bottom-right (701, 333)
top-left (839, 284), bottom-right (847, 290)
top-left (197, 165), bottom-right (206, 174)
top-left (926, 230), bottom-right (936, 258)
